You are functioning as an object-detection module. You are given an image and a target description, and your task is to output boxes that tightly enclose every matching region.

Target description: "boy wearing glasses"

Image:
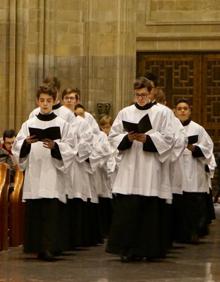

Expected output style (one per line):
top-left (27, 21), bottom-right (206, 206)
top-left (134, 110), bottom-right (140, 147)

top-left (61, 87), bottom-right (100, 134)
top-left (106, 77), bottom-right (174, 262)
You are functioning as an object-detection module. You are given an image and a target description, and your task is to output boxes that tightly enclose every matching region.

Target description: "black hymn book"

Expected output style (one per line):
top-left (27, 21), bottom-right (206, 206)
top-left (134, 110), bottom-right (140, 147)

top-left (122, 114), bottom-right (152, 133)
top-left (29, 127), bottom-right (61, 141)
top-left (188, 135), bottom-right (198, 144)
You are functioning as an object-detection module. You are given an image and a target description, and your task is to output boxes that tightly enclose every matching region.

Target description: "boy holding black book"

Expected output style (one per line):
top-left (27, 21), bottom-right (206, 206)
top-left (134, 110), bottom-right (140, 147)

top-left (106, 77), bottom-right (175, 262)
top-left (173, 98), bottom-right (214, 243)
top-left (12, 84), bottom-right (75, 261)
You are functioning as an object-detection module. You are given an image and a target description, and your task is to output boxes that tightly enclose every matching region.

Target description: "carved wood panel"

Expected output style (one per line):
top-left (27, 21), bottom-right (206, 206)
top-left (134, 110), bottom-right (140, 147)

top-left (202, 54), bottom-right (220, 145)
top-left (136, 52), bottom-right (220, 146)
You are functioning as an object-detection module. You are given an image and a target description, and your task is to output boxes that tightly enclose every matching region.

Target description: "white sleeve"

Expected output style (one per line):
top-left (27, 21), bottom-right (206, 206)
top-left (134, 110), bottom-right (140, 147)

top-left (53, 121), bottom-right (77, 172)
top-left (148, 108), bottom-right (174, 162)
top-left (108, 110), bottom-right (128, 150)
top-left (89, 131), bottom-right (114, 171)
top-left (12, 122), bottom-right (30, 170)
top-left (170, 118), bottom-right (186, 162)
top-left (194, 127), bottom-right (214, 166)
top-left (74, 118), bottom-right (94, 162)
top-left (28, 108), bottom-right (40, 119)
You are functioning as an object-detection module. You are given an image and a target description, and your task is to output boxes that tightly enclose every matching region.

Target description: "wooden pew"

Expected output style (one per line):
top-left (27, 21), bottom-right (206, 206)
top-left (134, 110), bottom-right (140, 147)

top-left (0, 163), bottom-right (9, 251)
top-left (8, 169), bottom-right (24, 247)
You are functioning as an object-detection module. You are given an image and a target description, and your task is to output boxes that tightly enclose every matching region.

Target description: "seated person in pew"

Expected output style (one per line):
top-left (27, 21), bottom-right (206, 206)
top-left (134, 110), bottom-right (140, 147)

top-left (0, 129), bottom-right (17, 191)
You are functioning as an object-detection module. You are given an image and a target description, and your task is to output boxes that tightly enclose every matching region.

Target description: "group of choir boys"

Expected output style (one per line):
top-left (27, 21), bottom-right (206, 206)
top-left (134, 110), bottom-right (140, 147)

top-left (11, 75), bottom-right (215, 262)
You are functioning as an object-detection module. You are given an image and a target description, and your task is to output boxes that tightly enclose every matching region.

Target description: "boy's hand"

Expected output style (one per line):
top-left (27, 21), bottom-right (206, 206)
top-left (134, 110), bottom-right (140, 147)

top-left (187, 144), bottom-right (195, 152)
top-left (26, 135), bottom-right (38, 144)
top-left (128, 132), bottom-right (137, 141)
top-left (128, 132), bottom-right (146, 143)
top-left (134, 133), bottom-right (147, 143)
top-left (42, 139), bottom-right (55, 149)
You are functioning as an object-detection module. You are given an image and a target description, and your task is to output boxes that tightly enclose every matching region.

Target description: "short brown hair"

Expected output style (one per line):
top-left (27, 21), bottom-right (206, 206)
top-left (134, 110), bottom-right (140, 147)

top-left (74, 103), bottom-right (85, 111)
top-left (145, 72), bottom-right (158, 87)
top-left (134, 77), bottom-right (153, 92)
top-left (99, 115), bottom-right (113, 126)
top-left (43, 75), bottom-right (61, 91)
top-left (36, 84), bottom-right (57, 100)
top-left (155, 88), bottom-right (166, 104)
top-left (62, 88), bottom-right (80, 100)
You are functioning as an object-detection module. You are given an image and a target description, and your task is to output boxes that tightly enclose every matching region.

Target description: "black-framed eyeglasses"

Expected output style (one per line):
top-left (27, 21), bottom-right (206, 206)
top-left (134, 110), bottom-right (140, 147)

top-left (63, 96), bottom-right (76, 100)
top-left (134, 93), bottom-right (148, 98)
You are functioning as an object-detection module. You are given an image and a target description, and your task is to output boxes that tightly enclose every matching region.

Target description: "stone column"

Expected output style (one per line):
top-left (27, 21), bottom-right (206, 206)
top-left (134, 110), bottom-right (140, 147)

top-left (82, 0), bottom-right (136, 119)
top-left (114, 0), bottom-right (136, 115)
top-left (0, 0), bottom-right (29, 132)
top-left (27, 0), bottom-right (57, 115)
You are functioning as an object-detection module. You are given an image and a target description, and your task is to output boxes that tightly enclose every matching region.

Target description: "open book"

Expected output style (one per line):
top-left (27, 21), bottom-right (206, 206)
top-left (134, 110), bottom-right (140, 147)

top-left (122, 114), bottom-right (152, 133)
top-left (29, 126), bottom-right (61, 141)
top-left (188, 135), bottom-right (198, 144)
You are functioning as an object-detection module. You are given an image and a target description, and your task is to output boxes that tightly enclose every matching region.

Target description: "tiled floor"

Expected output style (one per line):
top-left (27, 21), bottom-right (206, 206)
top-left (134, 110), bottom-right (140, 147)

top-left (1, 205), bottom-right (220, 282)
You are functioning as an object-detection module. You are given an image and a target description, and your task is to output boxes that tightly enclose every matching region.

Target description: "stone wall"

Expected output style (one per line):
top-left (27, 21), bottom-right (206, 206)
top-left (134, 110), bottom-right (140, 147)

top-left (0, 0), bottom-right (29, 132)
top-left (136, 0), bottom-right (220, 51)
top-left (1, 0), bottom-right (220, 132)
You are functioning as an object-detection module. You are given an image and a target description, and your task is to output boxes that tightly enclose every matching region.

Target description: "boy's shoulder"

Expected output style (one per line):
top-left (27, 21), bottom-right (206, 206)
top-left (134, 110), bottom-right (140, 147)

top-left (29, 107), bottom-right (40, 119)
top-left (188, 120), bottom-right (203, 131)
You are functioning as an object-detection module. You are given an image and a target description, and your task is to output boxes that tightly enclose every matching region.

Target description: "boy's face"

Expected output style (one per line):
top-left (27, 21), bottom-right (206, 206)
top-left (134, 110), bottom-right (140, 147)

top-left (174, 102), bottom-right (191, 122)
top-left (37, 93), bottom-right (55, 114)
top-left (63, 93), bottom-right (78, 110)
top-left (134, 87), bottom-right (154, 107)
top-left (100, 124), bottom-right (111, 135)
top-left (3, 137), bottom-right (15, 151)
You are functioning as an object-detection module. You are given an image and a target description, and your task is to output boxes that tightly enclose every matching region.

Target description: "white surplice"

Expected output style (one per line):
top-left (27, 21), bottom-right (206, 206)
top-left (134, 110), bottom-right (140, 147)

top-left (12, 114), bottom-right (76, 203)
top-left (181, 120), bottom-right (214, 193)
top-left (109, 103), bottom-right (174, 199)
top-left (170, 116), bottom-right (186, 195)
top-left (84, 111), bottom-right (100, 134)
top-left (65, 116), bottom-right (97, 202)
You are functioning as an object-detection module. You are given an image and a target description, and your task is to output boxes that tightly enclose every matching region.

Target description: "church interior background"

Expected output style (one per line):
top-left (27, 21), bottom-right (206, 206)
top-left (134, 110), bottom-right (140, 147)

top-left (0, 0), bottom-right (220, 176)
top-left (1, 2), bottom-right (220, 281)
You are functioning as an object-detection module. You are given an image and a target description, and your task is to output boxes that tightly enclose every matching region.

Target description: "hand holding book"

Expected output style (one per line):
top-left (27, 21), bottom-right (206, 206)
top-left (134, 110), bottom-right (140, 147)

top-left (42, 139), bottom-right (55, 149)
top-left (128, 132), bottom-right (147, 143)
